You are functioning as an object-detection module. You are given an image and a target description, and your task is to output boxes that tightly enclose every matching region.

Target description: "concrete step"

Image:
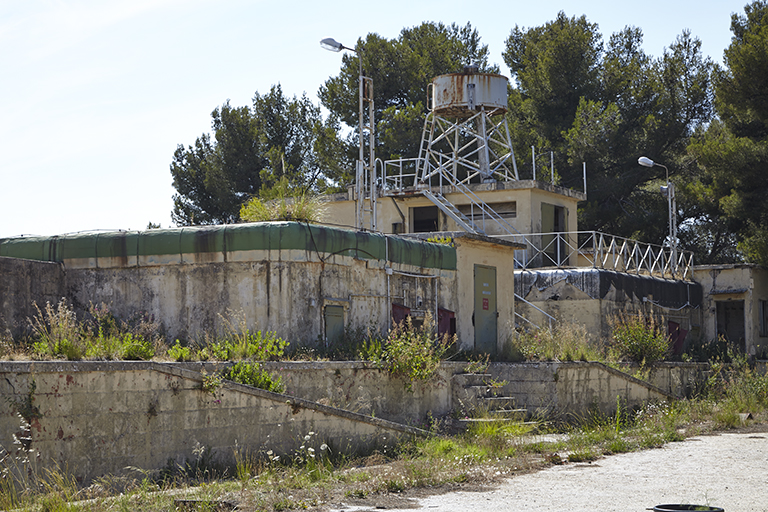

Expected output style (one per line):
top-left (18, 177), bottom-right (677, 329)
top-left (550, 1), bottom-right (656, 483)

top-left (480, 396), bottom-right (517, 409)
top-left (487, 408), bottom-right (528, 416)
top-left (457, 418), bottom-right (538, 426)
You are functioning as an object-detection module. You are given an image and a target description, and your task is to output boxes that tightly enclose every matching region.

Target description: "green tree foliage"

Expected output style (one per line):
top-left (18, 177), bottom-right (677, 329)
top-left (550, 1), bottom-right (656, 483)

top-left (319, 22), bottom-right (495, 162)
top-left (685, 1), bottom-right (768, 264)
top-left (170, 85), bottom-right (345, 226)
top-left (503, 13), bottom-right (714, 244)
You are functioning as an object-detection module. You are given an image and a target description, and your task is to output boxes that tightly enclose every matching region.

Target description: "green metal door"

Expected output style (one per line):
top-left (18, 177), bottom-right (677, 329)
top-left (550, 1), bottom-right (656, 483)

top-left (474, 264), bottom-right (497, 355)
top-left (324, 305), bottom-right (345, 344)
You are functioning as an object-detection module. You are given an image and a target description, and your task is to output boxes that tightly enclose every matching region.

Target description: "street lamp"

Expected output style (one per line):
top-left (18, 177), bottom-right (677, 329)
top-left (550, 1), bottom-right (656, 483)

top-left (638, 156), bottom-right (677, 275)
top-left (320, 37), bottom-right (375, 231)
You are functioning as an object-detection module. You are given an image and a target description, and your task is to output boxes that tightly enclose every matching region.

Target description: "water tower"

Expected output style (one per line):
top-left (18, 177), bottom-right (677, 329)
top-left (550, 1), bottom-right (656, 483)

top-left (417, 65), bottom-right (518, 185)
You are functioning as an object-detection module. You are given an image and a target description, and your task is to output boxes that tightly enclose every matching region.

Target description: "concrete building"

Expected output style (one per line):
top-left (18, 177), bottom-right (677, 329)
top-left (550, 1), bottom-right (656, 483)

top-left (0, 222), bottom-right (523, 355)
top-left (694, 264), bottom-right (768, 358)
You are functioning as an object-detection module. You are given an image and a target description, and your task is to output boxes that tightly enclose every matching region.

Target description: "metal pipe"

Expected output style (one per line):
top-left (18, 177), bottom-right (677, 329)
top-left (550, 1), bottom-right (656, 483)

top-left (386, 237), bottom-right (390, 331)
top-left (550, 151), bottom-right (554, 184)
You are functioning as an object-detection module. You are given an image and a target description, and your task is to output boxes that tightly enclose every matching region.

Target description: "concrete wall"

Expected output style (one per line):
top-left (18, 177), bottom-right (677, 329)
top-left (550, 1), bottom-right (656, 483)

top-left (0, 362), bottom-right (423, 483)
top-left (514, 268), bottom-right (703, 343)
top-left (0, 256), bottom-right (64, 339)
top-left (486, 362), bottom-right (674, 418)
top-left (0, 223), bottom-right (461, 348)
top-left (0, 361), bottom-right (698, 482)
top-left (65, 256), bottom-right (455, 346)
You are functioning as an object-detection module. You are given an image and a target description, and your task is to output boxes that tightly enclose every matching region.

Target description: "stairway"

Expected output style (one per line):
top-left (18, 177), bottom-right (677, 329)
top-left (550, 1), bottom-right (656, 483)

top-left (421, 188), bottom-right (484, 234)
top-left (451, 373), bottom-right (528, 428)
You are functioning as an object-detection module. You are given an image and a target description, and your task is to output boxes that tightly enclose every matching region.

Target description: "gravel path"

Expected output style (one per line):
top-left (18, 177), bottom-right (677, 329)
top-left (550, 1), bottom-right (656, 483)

top-left (334, 432), bottom-right (768, 512)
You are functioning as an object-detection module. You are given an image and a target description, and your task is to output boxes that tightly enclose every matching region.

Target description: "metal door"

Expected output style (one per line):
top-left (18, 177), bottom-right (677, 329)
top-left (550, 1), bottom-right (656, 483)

top-left (474, 264), bottom-right (497, 355)
top-left (324, 305), bottom-right (345, 344)
top-left (716, 300), bottom-right (745, 353)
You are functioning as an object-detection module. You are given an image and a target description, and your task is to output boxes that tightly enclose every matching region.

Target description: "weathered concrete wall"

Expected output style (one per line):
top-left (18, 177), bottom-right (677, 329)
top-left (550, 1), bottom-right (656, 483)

top-left (487, 362), bottom-right (674, 418)
top-left (0, 360), bottom-right (703, 482)
top-left (0, 256), bottom-right (65, 339)
top-left (260, 361), bottom-right (463, 425)
top-left (514, 268), bottom-right (703, 343)
top-left (64, 256), bottom-right (443, 345)
top-left (616, 362), bottom-right (713, 398)
top-left (0, 362), bottom-right (423, 483)
top-left (266, 361), bottom-right (679, 420)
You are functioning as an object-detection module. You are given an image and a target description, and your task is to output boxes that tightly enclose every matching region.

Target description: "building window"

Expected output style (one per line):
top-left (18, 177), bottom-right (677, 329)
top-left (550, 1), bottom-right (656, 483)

top-left (411, 206), bottom-right (439, 232)
top-left (458, 201), bottom-right (516, 220)
top-left (761, 300), bottom-right (768, 337)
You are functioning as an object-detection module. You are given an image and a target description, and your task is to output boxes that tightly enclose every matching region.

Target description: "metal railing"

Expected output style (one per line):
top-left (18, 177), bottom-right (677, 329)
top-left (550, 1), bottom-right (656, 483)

top-left (380, 157), bottom-right (692, 281)
top-left (494, 231), bottom-right (693, 280)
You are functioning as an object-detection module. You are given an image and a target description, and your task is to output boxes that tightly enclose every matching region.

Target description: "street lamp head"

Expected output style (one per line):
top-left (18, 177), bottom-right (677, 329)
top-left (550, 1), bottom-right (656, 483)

top-left (320, 38), bottom-right (344, 52)
top-left (638, 156), bottom-right (655, 168)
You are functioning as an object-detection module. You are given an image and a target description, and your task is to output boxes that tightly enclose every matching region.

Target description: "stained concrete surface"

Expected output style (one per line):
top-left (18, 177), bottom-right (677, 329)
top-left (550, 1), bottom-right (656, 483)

top-left (333, 431), bottom-right (768, 512)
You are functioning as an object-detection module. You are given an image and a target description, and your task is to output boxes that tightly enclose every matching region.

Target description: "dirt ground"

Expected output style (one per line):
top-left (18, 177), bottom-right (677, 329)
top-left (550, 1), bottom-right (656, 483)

top-left (329, 429), bottom-right (768, 512)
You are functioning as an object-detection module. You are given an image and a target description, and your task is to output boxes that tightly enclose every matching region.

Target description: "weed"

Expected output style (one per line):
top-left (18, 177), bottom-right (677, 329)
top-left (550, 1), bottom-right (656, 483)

top-left (610, 312), bottom-right (669, 367)
top-left (201, 371), bottom-right (222, 395)
top-left (511, 322), bottom-right (603, 362)
top-left (207, 310), bottom-right (289, 361)
top-left (30, 300), bottom-right (81, 359)
top-left (4, 379), bottom-right (42, 423)
top-left (240, 182), bottom-right (325, 224)
top-left (383, 478), bottom-right (405, 493)
top-left (375, 313), bottom-right (454, 391)
top-left (168, 339), bottom-right (193, 361)
top-left (223, 361), bottom-right (285, 393)
top-left (464, 353), bottom-right (490, 374)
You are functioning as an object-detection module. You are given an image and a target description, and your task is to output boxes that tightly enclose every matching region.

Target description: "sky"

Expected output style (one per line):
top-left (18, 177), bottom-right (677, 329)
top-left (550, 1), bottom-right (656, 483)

top-left (0, 0), bottom-right (750, 238)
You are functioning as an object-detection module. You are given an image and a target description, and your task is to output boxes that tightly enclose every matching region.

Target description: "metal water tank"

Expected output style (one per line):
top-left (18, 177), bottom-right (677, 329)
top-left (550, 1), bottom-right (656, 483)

top-left (430, 70), bottom-right (508, 117)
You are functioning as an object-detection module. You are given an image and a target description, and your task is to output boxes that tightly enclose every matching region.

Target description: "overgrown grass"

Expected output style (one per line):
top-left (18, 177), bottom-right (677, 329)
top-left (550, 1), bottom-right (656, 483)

top-left (28, 300), bottom-right (160, 361)
top-left (239, 188), bottom-right (325, 223)
top-left (609, 311), bottom-right (670, 367)
top-left (510, 322), bottom-right (604, 362)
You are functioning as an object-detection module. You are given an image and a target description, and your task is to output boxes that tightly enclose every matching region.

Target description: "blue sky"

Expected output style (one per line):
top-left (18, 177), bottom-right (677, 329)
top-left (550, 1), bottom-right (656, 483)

top-left (0, 0), bottom-right (748, 238)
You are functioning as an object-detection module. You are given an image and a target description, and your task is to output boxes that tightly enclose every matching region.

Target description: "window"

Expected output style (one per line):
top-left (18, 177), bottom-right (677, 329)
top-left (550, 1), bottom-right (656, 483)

top-left (458, 201), bottom-right (516, 220)
top-left (761, 300), bottom-right (768, 337)
top-left (411, 206), bottom-right (439, 232)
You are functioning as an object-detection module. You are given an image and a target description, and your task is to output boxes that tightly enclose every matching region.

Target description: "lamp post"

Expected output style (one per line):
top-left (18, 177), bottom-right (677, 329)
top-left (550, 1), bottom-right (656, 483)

top-left (638, 156), bottom-right (677, 275)
top-left (320, 37), bottom-right (375, 231)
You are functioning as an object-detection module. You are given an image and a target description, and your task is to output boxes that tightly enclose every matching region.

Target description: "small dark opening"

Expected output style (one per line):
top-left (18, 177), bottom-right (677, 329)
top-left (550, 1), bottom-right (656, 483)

top-left (412, 206), bottom-right (439, 233)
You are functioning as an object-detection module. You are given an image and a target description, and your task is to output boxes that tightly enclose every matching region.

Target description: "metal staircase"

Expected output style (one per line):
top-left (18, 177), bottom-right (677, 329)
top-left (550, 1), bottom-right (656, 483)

top-left (420, 188), bottom-right (482, 234)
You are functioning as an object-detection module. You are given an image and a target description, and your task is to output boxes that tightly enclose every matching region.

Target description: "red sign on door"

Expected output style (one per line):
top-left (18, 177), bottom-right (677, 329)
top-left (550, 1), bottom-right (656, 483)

top-left (482, 298), bottom-right (489, 310)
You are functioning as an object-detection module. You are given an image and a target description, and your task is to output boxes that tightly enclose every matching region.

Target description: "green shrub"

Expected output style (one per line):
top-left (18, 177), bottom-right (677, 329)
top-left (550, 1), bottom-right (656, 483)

top-left (210, 311), bottom-right (289, 361)
top-left (610, 313), bottom-right (670, 366)
top-left (376, 314), bottom-right (454, 391)
top-left (223, 362), bottom-right (285, 393)
top-left (120, 334), bottom-right (155, 360)
top-left (167, 340), bottom-right (193, 361)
